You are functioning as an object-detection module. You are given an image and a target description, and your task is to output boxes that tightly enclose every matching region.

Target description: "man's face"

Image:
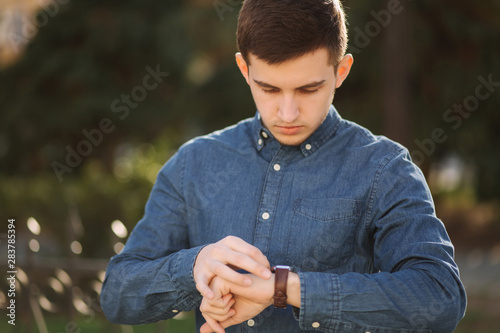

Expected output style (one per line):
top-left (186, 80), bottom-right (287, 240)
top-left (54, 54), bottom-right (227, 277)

top-left (236, 48), bottom-right (353, 146)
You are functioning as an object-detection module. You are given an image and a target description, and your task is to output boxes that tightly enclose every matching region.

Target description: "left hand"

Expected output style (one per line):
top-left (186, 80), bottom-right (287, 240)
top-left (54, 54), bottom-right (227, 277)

top-left (200, 274), bottom-right (274, 333)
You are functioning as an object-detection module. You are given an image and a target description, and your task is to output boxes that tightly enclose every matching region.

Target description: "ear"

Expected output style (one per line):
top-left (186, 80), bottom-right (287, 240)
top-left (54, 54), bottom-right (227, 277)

top-left (335, 54), bottom-right (354, 89)
top-left (235, 52), bottom-right (250, 84)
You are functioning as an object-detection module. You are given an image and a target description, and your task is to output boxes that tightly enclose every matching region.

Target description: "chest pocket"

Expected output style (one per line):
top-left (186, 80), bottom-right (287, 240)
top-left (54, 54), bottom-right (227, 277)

top-left (286, 198), bottom-right (360, 271)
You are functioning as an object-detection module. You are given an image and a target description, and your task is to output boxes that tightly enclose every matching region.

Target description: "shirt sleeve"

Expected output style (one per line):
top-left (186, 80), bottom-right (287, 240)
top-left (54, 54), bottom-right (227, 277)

top-left (294, 149), bottom-right (467, 333)
top-left (100, 147), bottom-right (204, 324)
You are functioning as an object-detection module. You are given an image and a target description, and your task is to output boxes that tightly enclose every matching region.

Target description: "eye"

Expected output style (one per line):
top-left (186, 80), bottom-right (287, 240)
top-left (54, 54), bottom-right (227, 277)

top-left (262, 88), bottom-right (280, 94)
top-left (300, 88), bottom-right (319, 94)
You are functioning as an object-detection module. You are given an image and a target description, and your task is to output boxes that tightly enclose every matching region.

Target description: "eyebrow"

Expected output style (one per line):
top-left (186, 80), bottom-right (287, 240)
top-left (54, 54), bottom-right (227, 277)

top-left (253, 79), bottom-right (326, 90)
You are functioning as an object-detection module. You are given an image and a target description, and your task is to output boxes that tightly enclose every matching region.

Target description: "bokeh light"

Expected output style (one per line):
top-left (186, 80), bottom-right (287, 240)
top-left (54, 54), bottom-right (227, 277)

top-left (16, 268), bottom-right (29, 286)
top-left (48, 277), bottom-right (64, 294)
top-left (70, 241), bottom-right (82, 255)
top-left (27, 216), bottom-right (41, 235)
top-left (54, 269), bottom-right (72, 288)
top-left (111, 220), bottom-right (128, 239)
top-left (29, 239), bottom-right (40, 252)
top-left (114, 242), bottom-right (125, 254)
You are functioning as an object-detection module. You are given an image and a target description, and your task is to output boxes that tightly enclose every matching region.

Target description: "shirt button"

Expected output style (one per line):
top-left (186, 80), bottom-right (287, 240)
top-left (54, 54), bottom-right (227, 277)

top-left (273, 164), bottom-right (281, 171)
top-left (305, 143), bottom-right (312, 150)
top-left (312, 322), bottom-right (320, 328)
top-left (258, 139), bottom-right (263, 146)
top-left (247, 319), bottom-right (255, 327)
top-left (261, 131), bottom-right (269, 139)
top-left (262, 212), bottom-right (270, 220)
top-left (172, 309), bottom-right (179, 313)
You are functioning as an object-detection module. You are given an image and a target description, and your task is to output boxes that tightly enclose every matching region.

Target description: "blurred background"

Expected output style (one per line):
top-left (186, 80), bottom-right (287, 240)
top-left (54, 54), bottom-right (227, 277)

top-left (0, 0), bottom-right (499, 332)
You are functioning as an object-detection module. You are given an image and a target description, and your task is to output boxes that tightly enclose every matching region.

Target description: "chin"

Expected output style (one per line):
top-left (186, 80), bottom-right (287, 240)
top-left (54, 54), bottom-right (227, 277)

top-left (276, 137), bottom-right (307, 146)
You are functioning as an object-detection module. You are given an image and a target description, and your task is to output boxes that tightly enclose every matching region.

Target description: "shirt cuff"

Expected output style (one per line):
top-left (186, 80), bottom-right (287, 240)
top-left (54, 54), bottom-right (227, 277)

top-left (295, 272), bottom-right (341, 331)
top-left (171, 245), bottom-right (206, 308)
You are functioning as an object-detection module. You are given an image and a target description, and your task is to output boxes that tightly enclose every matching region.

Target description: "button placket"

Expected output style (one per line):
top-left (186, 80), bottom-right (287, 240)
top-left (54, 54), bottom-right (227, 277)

top-left (252, 147), bottom-right (294, 251)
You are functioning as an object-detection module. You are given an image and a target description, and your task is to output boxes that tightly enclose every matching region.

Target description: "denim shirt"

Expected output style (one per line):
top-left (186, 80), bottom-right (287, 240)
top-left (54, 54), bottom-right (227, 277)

top-left (101, 105), bottom-right (466, 332)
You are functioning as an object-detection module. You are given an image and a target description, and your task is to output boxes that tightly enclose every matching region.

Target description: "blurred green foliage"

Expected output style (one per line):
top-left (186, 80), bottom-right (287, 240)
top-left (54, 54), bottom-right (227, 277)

top-left (0, 311), bottom-right (196, 333)
top-left (1, 0), bottom-right (499, 255)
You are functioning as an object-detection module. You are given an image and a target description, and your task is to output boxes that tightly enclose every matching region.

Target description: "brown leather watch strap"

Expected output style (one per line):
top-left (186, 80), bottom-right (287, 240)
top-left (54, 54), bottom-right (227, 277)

top-left (271, 265), bottom-right (291, 308)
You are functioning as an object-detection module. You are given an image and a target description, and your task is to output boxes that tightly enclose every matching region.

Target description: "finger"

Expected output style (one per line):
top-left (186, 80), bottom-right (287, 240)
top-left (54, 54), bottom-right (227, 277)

top-left (203, 300), bottom-right (225, 311)
top-left (200, 300), bottom-right (218, 315)
top-left (196, 275), bottom-right (215, 300)
top-left (219, 316), bottom-right (243, 330)
top-left (209, 262), bottom-right (254, 287)
top-left (201, 297), bottom-right (235, 317)
top-left (201, 308), bottom-right (236, 322)
top-left (201, 303), bottom-right (231, 316)
top-left (221, 293), bottom-right (234, 307)
top-left (206, 293), bottom-right (233, 310)
top-left (199, 323), bottom-right (212, 333)
top-left (202, 313), bottom-right (225, 333)
top-left (223, 251), bottom-right (272, 282)
top-left (224, 236), bottom-right (271, 269)
top-left (200, 322), bottom-right (219, 333)
top-left (200, 321), bottom-right (226, 333)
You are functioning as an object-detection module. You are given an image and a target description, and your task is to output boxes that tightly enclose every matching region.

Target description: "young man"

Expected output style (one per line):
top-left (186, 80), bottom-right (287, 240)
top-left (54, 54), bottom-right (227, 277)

top-left (101, 1), bottom-right (466, 332)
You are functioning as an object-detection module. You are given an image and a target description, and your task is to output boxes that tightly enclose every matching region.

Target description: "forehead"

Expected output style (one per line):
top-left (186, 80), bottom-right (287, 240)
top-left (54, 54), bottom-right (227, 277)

top-left (248, 48), bottom-right (335, 87)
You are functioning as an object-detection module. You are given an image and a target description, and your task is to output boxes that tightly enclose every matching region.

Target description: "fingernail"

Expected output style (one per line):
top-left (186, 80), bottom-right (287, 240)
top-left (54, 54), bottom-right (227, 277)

top-left (263, 269), bottom-right (272, 279)
top-left (244, 277), bottom-right (252, 285)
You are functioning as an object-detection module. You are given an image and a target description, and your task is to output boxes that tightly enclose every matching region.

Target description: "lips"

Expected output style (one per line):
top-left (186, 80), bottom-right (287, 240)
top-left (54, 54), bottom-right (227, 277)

top-left (275, 126), bottom-right (303, 135)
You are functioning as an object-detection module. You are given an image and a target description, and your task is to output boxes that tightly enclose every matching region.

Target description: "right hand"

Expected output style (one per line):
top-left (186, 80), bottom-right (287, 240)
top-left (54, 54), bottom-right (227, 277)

top-left (193, 236), bottom-right (271, 300)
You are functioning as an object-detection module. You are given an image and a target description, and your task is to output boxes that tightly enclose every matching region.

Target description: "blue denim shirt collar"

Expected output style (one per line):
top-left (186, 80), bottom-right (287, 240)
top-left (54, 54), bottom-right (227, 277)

top-left (252, 105), bottom-right (342, 156)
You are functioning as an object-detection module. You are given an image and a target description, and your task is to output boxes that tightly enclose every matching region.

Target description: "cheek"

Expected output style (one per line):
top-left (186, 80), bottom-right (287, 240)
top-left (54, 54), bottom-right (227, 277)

top-left (301, 91), bottom-right (331, 110)
top-left (301, 92), bottom-right (334, 123)
top-left (311, 88), bottom-right (336, 111)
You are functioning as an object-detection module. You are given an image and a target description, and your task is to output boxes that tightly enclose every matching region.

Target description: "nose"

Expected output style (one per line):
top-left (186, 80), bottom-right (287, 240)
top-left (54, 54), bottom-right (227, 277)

top-left (278, 94), bottom-right (299, 123)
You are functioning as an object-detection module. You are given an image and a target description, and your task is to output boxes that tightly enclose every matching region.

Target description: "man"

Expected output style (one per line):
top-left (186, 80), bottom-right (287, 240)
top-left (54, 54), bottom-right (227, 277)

top-left (101, 1), bottom-right (466, 332)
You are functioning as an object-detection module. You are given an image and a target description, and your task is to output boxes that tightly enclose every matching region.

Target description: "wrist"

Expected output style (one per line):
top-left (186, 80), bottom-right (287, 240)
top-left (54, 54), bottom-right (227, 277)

top-left (271, 265), bottom-right (291, 308)
top-left (286, 272), bottom-right (301, 308)
top-left (267, 274), bottom-right (276, 306)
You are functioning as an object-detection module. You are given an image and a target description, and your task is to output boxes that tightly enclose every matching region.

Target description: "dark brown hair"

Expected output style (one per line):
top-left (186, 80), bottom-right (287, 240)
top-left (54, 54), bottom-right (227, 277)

top-left (237, 0), bottom-right (348, 67)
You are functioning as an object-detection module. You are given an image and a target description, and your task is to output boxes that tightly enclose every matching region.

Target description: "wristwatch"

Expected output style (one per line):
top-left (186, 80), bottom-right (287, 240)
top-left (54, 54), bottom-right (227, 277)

top-left (271, 265), bottom-right (292, 308)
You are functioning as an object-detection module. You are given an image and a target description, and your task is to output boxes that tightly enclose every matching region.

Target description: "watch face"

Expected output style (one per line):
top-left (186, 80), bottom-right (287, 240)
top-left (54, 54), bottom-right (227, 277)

top-left (274, 265), bottom-right (291, 270)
